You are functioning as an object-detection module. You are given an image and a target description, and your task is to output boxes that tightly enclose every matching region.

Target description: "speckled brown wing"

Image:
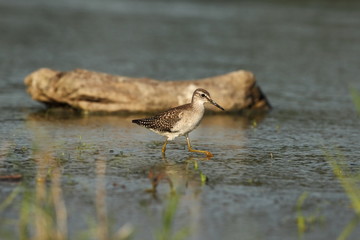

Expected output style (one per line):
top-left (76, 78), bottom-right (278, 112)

top-left (132, 104), bottom-right (190, 133)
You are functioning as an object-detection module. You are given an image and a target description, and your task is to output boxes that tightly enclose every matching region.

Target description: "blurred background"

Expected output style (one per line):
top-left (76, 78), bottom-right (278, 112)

top-left (1, 0), bottom-right (359, 111)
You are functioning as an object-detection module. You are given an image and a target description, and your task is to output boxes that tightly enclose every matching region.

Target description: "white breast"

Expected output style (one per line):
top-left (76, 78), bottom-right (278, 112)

top-left (170, 104), bottom-right (205, 139)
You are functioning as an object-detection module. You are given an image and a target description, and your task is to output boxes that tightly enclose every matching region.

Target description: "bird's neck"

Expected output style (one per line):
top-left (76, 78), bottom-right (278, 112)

top-left (191, 101), bottom-right (205, 114)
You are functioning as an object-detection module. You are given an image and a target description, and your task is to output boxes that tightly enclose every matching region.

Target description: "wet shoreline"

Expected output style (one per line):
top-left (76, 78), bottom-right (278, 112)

top-left (1, 0), bottom-right (360, 239)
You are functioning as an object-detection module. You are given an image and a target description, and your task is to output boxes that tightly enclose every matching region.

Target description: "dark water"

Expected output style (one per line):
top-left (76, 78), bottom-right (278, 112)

top-left (1, 0), bottom-right (360, 239)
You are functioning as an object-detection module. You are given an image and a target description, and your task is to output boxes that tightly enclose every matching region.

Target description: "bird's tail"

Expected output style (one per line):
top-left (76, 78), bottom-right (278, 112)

top-left (132, 119), bottom-right (141, 125)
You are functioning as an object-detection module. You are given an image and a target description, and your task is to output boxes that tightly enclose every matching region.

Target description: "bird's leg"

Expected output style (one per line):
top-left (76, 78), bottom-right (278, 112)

top-left (185, 135), bottom-right (213, 158)
top-left (162, 138), bottom-right (168, 155)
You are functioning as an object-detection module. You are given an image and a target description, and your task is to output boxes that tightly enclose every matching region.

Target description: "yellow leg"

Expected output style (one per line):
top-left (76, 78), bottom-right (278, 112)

top-left (162, 139), bottom-right (168, 154)
top-left (186, 135), bottom-right (213, 158)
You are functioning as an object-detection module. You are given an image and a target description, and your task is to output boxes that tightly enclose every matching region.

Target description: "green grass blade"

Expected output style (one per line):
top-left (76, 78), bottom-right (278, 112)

top-left (0, 186), bottom-right (21, 212)
top-left (350, 87), bottom-right (360, 115)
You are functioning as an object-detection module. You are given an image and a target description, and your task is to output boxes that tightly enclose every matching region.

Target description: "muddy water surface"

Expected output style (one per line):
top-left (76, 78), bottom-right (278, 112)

top-left (1, 0), bottom-right (360, 239)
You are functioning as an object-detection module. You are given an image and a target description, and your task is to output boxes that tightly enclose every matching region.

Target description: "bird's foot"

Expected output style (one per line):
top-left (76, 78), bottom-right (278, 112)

top-left (188, 148), bottom-right (214, 158)
top-left (204, 151), bottom-right (214, 158)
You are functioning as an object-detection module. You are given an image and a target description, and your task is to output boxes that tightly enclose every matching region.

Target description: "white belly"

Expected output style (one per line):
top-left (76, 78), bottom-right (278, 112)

top-left (169, 107), bottom-right (205, 140)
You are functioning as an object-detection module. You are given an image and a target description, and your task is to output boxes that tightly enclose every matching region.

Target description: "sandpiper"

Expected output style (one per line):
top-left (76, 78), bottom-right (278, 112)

top-left (132, 88), bottom-right (224, 157)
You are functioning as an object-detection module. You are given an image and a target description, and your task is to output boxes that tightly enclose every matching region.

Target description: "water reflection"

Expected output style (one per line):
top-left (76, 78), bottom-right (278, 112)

top-left (25, 109), bottom-right (267, 161)
top-left (11, 109), bottom-right (269, 239)
top-left (26, 108), bottom-right (267, 129)
top-left (22, 122), bottom-right (69, 240)
top-left (0, 127), bottom-right (133, 240)
top-left (145, 155), bottom-right (208, 239)
top-left (147, 156), bottom-right (209, 194)
top-left (24, 121), bottom-right (210, 239)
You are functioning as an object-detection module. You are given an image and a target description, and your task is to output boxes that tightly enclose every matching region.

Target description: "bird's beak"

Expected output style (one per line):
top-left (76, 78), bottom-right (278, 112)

top-left (210, 99), bottom-right (225, 111)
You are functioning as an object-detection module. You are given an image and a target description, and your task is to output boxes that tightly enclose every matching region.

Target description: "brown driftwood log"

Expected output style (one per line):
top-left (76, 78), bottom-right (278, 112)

top-left (24, 68), bottom-right (271, 113)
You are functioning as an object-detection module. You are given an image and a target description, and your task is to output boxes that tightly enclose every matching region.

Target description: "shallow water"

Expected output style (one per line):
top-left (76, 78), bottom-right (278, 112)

top-left (1, 0), bottom-right (360, 239)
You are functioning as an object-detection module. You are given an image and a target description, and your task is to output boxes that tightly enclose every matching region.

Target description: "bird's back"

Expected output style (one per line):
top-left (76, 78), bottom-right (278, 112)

top-left (132, 103), bottom-right (191, 133)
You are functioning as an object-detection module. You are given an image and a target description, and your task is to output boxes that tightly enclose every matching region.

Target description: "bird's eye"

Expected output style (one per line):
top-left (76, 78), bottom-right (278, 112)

top-left (201, 94), bottom-right (205, 98)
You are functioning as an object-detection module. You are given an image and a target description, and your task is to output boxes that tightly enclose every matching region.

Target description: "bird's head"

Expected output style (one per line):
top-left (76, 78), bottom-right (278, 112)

top-left (192, 88), bottom-right (224, 111)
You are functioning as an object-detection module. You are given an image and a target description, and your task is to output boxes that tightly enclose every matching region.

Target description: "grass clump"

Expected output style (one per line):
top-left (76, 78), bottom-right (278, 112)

top-left (156, 192), bottom-right (189, 240)
top-left (324, 149), bottom-right (360, 240)
top-left (350, 87), bottom-right (360, 115)
top-left (296, 192), bottom-right (325, 239)
top-left (0, 157), bottom-right (133, 240)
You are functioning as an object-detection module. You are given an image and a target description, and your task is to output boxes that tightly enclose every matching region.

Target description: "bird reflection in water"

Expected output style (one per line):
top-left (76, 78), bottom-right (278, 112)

top-left (146, 156), bottom-right (209, 197)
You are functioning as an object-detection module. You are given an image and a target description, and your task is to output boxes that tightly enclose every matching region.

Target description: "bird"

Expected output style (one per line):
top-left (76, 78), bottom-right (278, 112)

top-left (132, 88), bottom-right (224, 157)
